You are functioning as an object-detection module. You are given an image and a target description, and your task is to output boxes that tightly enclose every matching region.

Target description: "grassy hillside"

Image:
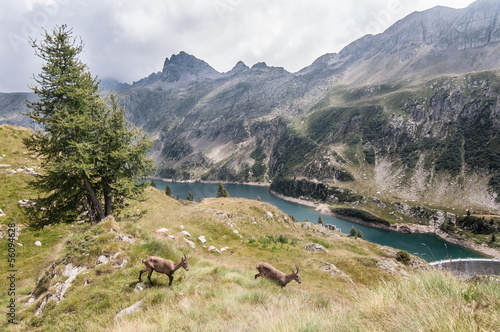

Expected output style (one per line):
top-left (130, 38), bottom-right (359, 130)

top-left (1, 124), bottom-right (499, 331)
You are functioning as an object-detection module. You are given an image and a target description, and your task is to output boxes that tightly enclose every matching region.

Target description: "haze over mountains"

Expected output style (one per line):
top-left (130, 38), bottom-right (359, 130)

top-left (2, 0), bottom-right (500, 210)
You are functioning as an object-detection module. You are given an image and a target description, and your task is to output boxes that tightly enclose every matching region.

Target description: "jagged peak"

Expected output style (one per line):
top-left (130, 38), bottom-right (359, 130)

top-left (251, 62), bottom-right (268, 70)
top-left (160, 51), bottom-right (221, 82)
top-left (162, 51), bottom-right (217, 73)
top-left (230, 60), bottom-right (249, 72)
top-left (250, 62), bottom-right (288, 73)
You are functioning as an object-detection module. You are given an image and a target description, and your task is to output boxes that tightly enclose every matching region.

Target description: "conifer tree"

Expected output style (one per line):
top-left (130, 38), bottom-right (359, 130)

top-left (165, 184), bottom-right (173, 197)
top-left (186, 191), bottom-right (194, 201)
top-left (217, 182), bottom-right (230, 197)
top-left (95, 94), bottom-right (155, 215)
top-left (24, 25), bottom-right (154, 224)
top-left (318, 215), bottom-right (324, 225)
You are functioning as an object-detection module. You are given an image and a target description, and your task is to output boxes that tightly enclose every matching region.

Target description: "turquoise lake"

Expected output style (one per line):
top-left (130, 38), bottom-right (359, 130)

top-left (151, 179), bottom-right (486, 262)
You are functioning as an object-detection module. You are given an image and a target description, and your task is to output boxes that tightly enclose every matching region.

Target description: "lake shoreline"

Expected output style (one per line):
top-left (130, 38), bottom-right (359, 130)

top-left (154, 179), bottom-right (499, 258)
top-left (156, 178), bottom-right (270, 187)
top-left (270, 190), bottom-right (500, 258)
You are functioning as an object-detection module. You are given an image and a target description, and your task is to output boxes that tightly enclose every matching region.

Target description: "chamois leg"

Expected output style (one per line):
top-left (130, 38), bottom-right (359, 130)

top-left (255, 273), bottom-right (261, 279)
top-left (139, 268), bottom-right (149, 281)
top-left (168, 274), bottom-right (174, 286)
top-left (147, 270), bottom-right (154, 284)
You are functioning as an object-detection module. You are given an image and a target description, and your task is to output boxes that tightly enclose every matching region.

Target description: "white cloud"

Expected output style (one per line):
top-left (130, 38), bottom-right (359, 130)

top-left (0, 0), bottom-right (477, 92)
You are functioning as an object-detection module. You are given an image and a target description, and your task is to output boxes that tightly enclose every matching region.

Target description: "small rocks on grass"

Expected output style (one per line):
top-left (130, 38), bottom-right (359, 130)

top-left (208, 246), bottom-right (221, 254)
top-left (305, 243), bottom-right (328, 252)
top-left (118, 233), bottom-right (135, 244)
top-left (134, 282), bottom-right (147, 292)
top-left (97, 255), bottom-right (109, 265)
top-left (115, 300), bottom-right (143, 319)
top-left (34, 241), bottom-right (42, 247)
top-left (184, 237), bottom-right (195, 248)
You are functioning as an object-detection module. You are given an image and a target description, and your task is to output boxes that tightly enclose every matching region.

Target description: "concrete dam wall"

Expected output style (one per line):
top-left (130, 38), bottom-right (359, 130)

top-left (430, 258), bottom-right (500, 279)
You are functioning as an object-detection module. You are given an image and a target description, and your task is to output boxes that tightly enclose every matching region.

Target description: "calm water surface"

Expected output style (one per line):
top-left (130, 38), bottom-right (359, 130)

top-left (152, 180), bottom-right (486, 262)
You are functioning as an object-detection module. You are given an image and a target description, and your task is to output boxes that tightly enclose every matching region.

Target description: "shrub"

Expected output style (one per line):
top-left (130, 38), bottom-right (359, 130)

top-left (456, 215), bottom-right (496, 234)
top-left (396, 250), bottom-right (411, 265)
top-left (364, 148), bottom-right (376, 164)
top-left (440, 220), bottom-right (455, 233)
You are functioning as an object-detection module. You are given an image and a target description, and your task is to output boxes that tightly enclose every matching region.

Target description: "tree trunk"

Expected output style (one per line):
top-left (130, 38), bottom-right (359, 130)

top-left (104, 192), bottom-right (112, 217)
top-left (83, 196), bottom-right (95, 223)
top-left (83, 177), bottom-right (105, 221)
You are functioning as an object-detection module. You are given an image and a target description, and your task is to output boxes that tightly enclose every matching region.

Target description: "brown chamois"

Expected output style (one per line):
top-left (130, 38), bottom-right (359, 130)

top-left (255, 263), bottom-right (301, 287)
top-left (139, 253), bottom-right (189, 285)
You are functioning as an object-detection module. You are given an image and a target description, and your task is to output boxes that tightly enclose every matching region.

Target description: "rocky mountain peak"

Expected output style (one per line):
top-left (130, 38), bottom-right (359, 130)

top-left (161, 51), bottom-right (221, 82)
top-left (229, 60), bottom-right (249, 73)
top-left (250, 62), bottom-right (288, 74)
top-left (304, 0), bottom-right (500, 85)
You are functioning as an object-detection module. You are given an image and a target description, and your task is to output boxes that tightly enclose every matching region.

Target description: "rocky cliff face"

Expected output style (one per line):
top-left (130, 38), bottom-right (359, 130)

top-left (0, 93), bottom-right (36, 129)
top-left (298, 0), bottom-right (500, 87)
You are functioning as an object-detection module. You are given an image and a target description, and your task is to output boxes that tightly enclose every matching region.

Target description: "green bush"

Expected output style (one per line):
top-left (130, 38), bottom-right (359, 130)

top-left (364, 148), bottom-right (376, 164)
top-left (396, 250), bottom-right (411, 265)
top-left (456, 215), bottom-right (497, 234)
top-left (440, 220), bottom-right (455, 233)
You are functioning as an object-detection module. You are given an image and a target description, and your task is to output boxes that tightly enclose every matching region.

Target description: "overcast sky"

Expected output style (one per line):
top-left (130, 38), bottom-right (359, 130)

top-left (1, 0), bottom-right (477, 92)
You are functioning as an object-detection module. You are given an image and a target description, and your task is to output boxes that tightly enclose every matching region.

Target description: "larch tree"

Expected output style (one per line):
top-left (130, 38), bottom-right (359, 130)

top-left (24, 25), bottom-right (154, 225)
top-left (217, 182), bottom-right (230, 198)
top-left (165, 184), bottom-right (173, 197)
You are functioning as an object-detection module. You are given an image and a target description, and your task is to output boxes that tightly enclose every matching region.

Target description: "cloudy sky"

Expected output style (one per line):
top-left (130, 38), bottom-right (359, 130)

top-left (1, 0), bottom-right (477, 92)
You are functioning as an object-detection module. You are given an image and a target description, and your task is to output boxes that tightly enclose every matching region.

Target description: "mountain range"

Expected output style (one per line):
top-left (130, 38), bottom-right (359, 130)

top-left (2, 0), bottom-right (500, 211)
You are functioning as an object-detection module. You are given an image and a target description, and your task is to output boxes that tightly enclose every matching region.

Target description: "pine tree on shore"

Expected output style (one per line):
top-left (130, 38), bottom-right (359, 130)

top-left (165, 184), bottom-right (173, 197)
top-left (217, 182), bottom-right (230, 198)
